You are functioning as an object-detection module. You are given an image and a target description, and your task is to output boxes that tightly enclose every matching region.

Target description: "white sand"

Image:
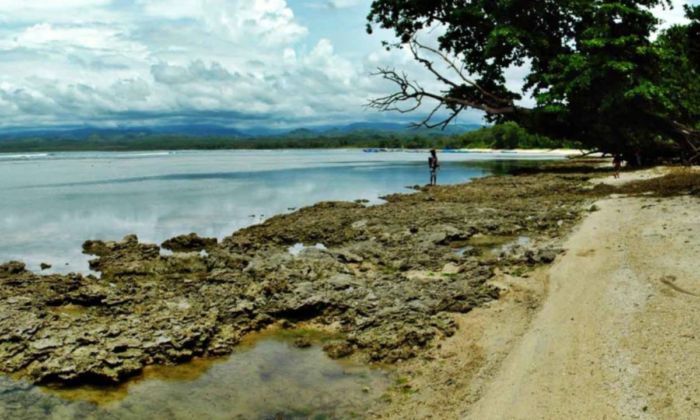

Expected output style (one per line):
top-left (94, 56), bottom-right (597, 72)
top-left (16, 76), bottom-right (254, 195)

top-left (458, 148), bottom-right (591, 156)
top-left (371, 167), bottom-right (700, 420)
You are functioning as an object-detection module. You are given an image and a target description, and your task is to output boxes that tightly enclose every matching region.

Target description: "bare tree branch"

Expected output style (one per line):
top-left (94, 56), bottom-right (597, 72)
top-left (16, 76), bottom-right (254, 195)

top-left (408, 41), bottom-right (460, 90)
top-left (368, 67), bottom-right (529, 125)
top-left (368, 38), bottom-right (530, 130)
top-left (411, 38), bottom-right (513, 106)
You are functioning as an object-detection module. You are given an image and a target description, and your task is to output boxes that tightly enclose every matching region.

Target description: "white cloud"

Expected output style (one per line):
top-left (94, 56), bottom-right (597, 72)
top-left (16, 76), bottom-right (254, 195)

top-left (0, 0), bottom-right (117, 24)
top-left (14, 0), bottom-right (695, 130)
top-left (654, 0), bottom-right (693, 29)
top-left (0, 0), bottom-right (419, 131)
top-left (136, 0), bottom-right (205, 20)
top-left (202, 0), bottom-right (308, 46)
top-left (151, 60), bottom-right (236, 85)
top-left (305, 0), bottom-right (364, 10)
top-left (3, 23), bottom-right (146, 55)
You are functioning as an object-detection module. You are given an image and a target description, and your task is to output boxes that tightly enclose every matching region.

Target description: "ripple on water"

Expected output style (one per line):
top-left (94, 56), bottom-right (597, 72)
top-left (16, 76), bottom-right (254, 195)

top-left (0, 333), bottom-right (389, 420)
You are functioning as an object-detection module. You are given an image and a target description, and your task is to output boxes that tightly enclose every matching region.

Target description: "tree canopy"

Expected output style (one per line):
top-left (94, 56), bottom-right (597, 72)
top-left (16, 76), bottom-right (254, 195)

top-left (367, 0), bottom-right (700, 162)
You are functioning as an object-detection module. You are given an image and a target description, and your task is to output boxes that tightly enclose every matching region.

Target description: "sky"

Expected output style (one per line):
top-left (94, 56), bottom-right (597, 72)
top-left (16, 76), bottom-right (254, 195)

top-left (0, 0), bottom-right (697, 133)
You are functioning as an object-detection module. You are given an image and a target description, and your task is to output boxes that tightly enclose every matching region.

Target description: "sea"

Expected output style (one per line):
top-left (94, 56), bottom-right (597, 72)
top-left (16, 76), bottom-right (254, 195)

top-left (0, 150), bottom-right (560, 274)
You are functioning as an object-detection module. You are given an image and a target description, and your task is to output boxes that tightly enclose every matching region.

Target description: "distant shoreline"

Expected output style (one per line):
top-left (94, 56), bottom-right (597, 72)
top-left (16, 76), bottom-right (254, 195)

top-left (362, 148), bottom-right (586, 156)
top-left (0, 148), bottom-right (586, 156)
top-left (460, 148), bottom-right (584, 156)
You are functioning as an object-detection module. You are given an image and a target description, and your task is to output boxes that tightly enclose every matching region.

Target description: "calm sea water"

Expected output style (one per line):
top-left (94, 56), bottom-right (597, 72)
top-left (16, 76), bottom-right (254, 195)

top-left (0, 150), bottom-right (559, 273)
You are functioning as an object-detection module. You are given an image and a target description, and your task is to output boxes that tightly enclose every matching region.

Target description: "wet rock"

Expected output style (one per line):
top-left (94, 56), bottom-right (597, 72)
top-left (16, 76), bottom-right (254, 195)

top-left (324, 274), bottom-right (363, 290)
top-left (0, 261), bottom-right (27, 277)
top-left (323, 341), bottom-right (355, 359)
top-left (442, 263), bottom-right (462, 275)
top-left (39, 263), bottom-right (52, 271)
top-left (500, 244), bottom-right (563, 265)
top-left (68, 285), bottom-right (109, 306)
top-left (424, 225), bottom-right (476, 246)
top-left (161, 233), bottom-right (218, 253)
top-left (292, 337), bottom-right (312, 349)
top-left (351, 220), bottom-right (368, 230)
top-left (333, 249), bottom-right (364, 264)
top-left (31, 338), bottom-right (62, 351)
top-left (532, 246), bottom-right (563, 264)
top-left (83, 235), bottom-right (162, 277)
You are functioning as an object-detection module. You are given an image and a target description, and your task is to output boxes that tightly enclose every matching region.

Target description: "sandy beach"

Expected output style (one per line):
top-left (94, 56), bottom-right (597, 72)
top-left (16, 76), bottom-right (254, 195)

top-left (457, 148), bottom-right (590, 157)
top-left (371, 166), bottom-right (700, 419)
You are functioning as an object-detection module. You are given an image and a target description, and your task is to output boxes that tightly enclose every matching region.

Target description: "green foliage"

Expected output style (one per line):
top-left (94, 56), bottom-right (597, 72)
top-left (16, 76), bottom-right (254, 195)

top-left (655, 24), bottom-right (700, 128)
top-left (458, 122), bottom-right (578, 150)
top-left (367, 0), bottom-right (700, 157)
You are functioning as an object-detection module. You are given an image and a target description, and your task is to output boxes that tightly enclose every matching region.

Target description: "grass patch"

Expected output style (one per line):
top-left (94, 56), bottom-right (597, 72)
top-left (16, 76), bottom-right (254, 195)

top-left (395, 377), bottom-right (410, 386)
top-left (399, 386), bottom-right (419, 395)
top-left (510, 267), bottom-right (527, 277)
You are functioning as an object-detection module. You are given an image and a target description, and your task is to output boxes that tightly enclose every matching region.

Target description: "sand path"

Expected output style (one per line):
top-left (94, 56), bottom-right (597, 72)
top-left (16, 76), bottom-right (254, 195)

top-left (466, 186), bottom-right (700, 419)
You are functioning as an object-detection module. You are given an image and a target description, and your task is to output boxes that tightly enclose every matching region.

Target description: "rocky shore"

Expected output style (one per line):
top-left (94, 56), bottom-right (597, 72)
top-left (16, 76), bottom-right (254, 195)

top-left (0, 163), bottom-right (616, 385)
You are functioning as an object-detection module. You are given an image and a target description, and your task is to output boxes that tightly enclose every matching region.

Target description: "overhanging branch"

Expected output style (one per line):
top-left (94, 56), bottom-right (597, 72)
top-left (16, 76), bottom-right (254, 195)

top-left (368, 38), bottom-right (531, 129)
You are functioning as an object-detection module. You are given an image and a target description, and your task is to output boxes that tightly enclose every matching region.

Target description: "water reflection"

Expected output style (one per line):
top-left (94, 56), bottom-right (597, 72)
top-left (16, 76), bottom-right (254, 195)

top-left (0, 150), bottom-right (556, 274)
top-left (0, 335), bottom-right (388, 420)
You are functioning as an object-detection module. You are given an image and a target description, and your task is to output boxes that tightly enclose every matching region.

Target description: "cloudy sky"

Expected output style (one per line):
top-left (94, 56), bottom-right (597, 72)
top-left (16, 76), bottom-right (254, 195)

top-left (0, 0), bottom-right (696, 132)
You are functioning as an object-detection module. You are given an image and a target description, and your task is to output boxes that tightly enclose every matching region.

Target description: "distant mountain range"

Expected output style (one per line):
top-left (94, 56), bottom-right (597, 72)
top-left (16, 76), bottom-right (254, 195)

top-left (0, 122), bottom-right (485, 141)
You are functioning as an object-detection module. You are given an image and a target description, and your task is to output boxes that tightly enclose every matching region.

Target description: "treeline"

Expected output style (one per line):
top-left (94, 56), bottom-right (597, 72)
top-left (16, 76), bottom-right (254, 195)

top-left (437, 122), bottom-right (581, 150)
top-left (0, 122), bottom-right (580, 153)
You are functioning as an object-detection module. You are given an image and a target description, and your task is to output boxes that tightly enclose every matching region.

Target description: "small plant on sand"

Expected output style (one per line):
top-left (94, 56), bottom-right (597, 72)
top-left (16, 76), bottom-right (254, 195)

top-left (379, 392), bottom-right (393, 403)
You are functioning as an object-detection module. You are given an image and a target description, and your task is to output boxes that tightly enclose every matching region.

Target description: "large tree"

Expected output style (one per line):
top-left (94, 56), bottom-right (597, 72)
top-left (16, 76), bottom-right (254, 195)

top-left (367, 0), bottom-right (700, 162)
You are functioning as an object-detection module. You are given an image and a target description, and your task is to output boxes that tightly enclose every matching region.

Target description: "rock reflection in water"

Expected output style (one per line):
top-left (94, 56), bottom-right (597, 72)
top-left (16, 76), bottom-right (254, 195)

top-left (0, 337), bottom-right (388, 420)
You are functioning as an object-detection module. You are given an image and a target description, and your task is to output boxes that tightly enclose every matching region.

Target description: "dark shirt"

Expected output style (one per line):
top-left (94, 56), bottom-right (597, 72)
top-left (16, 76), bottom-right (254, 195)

top-left (429, 156), bottom-right (439, 170)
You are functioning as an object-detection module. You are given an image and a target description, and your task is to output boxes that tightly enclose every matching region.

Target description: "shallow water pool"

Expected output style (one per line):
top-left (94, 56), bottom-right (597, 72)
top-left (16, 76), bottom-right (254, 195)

top-left (0, 334), bottom-right (389, 420)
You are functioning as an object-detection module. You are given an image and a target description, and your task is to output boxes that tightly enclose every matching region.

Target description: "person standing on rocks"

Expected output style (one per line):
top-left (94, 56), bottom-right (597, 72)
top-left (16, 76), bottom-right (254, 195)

top-left (429, 149), bottom-right (440, 185)
top-left (635, 148), bottom-right (643, 167)
top-left (613, 153), bottom-right (623, 178)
